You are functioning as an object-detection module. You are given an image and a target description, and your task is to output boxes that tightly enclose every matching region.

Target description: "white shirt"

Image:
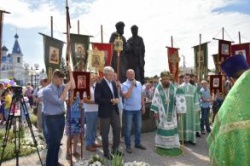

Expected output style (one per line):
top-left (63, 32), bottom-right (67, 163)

top-left (83, 85), bottom-right (98, 112)
top-left (37, 87), bottom-right (45, 111)
top-left (104, 77), bottom-right (114, 97)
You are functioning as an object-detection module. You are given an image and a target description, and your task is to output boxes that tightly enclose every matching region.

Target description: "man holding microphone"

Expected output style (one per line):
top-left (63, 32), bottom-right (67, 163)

top-left (122, 69), bottom-right (147, 154)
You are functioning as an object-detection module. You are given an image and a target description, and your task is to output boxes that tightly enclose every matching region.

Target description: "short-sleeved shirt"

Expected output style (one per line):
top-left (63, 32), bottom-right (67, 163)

top-left (37, 87), bottom-right (45, 111)
top-left (4, 94), bottom-right (12, 109)
top-left (122, 80), bottom-right (142, 111)
top-left (43, 83), bottom-right (65, 115)
top-left (200, 87), bottom-right (211, 108)
top-left (83, 84), bottom-right (98, 113)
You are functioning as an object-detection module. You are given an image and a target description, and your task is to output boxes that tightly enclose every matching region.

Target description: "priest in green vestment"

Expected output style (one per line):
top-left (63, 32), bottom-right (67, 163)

top-left (150, 71), bottom-right (186, 149)
top-left (178, 73), bottom-right (200, 144)
top-left (207, 54), bottom-right (250, 166)
top-left (190, 74), bottom-right (202, 137)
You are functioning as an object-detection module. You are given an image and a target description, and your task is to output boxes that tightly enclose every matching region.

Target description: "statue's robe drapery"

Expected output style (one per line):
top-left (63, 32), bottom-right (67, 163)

top-left (126, 35), bottom-right (145, 84)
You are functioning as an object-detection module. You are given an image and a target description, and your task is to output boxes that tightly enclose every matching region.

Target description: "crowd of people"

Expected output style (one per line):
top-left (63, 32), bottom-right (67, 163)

top-left (0, 82), bottom-right (41, 126)
top-left (1, 53), bottom-right (249, 165)
top-left (147, 71), bottom-right (225, 151)
top-left (0, 66), bottom-right (148, 165)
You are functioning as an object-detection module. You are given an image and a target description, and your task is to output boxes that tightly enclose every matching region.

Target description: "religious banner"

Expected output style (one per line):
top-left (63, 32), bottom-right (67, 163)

top-left (40, 33), bottom-right (64, 81)
top-left (167, 47), bottom-right (180, 82)
top-left (193, 42), bottom-right (208, 80)
top-left (73, 71), bottom-right (90, 99)
top-left (231, 43), bottom-right (250, 65)
top-left (218, 39), bottom-right (231, 63)
top-left (70, 34), bottom-right (91, 71)
top-left (212, 54), bottom-right (220, 74)
top-left (87, 47), bottom-right (105, 73)
top-left (209, 74), bottom-right (223, 95)
top-left (91, 42), bottom-right (113, 66)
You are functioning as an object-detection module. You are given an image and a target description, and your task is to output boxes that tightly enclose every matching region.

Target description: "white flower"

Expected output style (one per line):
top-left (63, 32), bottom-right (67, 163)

top-left (74, 159), bottom-right (89, 166)
top-left (89, 161), bottom-right (102, 166)
top-left (74, 155), bottom-right (104, 166)
top-left (124, 161), bottom-right (150, 166)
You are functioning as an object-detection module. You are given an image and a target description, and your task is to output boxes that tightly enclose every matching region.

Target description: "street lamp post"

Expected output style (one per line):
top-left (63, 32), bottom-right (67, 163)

top-left (30, 67), bottom-right (35, 86)
top-left (34, 64), bottom-right (39, 88)
top-left (24, 63), bottom-right (41, 87)
top-left (24, 63), bottom-right (30, 85)
top-left (34, 74), bottom-right (37, 88)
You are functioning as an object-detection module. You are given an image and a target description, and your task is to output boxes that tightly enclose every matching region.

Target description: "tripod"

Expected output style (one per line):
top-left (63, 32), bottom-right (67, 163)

top-left (0, 91), bottom-right (43, 166)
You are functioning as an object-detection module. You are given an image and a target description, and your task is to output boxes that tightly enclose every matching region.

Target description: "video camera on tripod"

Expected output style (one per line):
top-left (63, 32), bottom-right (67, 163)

top-left (0, 85), bottom-right (43, 166)
top-left (11, 85), bottom-right (23, 95)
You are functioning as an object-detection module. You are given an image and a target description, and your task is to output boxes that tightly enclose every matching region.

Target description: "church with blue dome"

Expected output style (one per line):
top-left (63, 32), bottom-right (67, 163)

top-left (1, 33), bottom-right (25, 85)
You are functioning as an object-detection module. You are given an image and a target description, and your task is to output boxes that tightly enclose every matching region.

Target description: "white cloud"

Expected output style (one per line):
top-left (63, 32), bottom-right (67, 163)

top-left (1, 0), bottom-right (250, 77)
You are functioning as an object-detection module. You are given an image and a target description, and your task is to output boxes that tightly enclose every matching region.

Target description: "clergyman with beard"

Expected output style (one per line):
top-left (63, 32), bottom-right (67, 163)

top-left (150, 71), bottom-right (186, 152)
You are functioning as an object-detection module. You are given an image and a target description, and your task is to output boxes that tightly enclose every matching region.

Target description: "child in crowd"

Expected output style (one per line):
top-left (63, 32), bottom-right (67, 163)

top-left (212, 92), bottom-right (224, 123)
top-left (65, 91), bottom-right (81, 160)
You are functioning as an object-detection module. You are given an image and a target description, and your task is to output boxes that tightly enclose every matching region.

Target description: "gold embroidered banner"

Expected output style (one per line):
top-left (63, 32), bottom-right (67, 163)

top-left (193, 42), bottom-right (208, 80)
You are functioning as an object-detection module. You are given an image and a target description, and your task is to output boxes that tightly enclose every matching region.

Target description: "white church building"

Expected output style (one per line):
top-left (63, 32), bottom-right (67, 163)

top-left (1, 33), bottom-right (26, 85)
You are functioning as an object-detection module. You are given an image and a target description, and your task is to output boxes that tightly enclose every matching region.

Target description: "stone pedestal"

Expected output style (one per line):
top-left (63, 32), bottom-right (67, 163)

top-left (141, 102), bottom-right (157, 133)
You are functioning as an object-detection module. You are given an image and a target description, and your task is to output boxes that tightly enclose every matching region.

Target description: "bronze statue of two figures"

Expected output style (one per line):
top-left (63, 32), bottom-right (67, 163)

top-left (110, 22), bottom-right (145, 84)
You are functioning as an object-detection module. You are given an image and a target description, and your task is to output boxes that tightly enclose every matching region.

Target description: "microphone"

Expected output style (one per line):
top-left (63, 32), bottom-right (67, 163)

top-left (133, 79), bottom-right (137, 87)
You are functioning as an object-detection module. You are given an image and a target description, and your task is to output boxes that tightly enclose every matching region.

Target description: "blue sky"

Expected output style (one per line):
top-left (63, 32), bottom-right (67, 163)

top-left (213, 0), bottom-right (250, 14)
top-left (1, 0), bottom-right (250, 77)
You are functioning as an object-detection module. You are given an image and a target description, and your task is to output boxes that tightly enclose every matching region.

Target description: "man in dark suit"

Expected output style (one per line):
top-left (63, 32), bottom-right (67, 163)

top-left (94, 66), bottom-right (122, 160)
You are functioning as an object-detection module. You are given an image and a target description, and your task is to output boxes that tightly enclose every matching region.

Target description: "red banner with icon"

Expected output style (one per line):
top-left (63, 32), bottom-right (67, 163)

top-left (231, 43), bottom-right (250, 65)
top-left (218, 40), bottom-right (231, 63)
top-left (167, 47), bottom-right (179, 82)
top-left (73, 71), bottom-right (90, 99)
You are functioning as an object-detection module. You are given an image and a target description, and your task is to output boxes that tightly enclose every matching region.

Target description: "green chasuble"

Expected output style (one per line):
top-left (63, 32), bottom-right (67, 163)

top-left (150, 83), bottom-right (186, 149)
top-left (207, 70), bottom-right (250, 166)
top-left (178, 83), bottom-right (200, 143)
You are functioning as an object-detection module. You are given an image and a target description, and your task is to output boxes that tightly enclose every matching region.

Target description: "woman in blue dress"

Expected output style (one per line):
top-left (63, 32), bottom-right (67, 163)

top-left (65, 91), bottom-right (82, 159)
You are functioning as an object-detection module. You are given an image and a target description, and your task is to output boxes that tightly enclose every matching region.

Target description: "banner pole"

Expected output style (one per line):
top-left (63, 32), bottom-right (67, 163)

top-left (117, 51), bottom-right (120, 80)
top-left (198, 34), bottom-right (202, 82)
top-left (65, 1), bottom-right (74, 165)
top-left (181, 114), bottom-right (184, 145)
